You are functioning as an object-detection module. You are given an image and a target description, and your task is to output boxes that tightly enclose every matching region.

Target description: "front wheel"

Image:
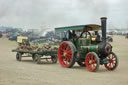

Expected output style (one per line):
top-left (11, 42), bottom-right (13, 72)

top-left (85, 52), bottom-right (100, 72)
top-left (104, 52), bottom-right (118, 70)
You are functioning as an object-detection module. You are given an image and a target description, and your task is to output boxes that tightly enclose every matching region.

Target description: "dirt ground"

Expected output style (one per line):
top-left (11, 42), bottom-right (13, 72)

top-left (0, 36), bottom-right (128, 85)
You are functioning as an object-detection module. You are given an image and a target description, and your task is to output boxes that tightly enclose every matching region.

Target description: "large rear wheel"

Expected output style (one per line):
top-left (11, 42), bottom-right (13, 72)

top-left (104, 52), bottom-right (118, 70)
top-left (58, 41), bottom-right (76, 68)
top-left (85, 52), bottom-right (99, 72)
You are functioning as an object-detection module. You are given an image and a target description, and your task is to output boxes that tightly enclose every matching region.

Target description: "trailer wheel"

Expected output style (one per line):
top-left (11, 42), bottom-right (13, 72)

top-left (36, 55), bottom-right (41, 64)
top-left (58, 41), bottom-right (76, 68)
top-left (33, 54), bottom-right (38, 62)
top-left (34, 54), bottom-right (41, 64)
top-left (32, 54), bottom-right (35, 60)
top-left (16, 52), bottom-right (22, 61)
top-left (104, 52), bottom-right (118, 70)
top-left (51, 56), bottom-right (57, 63)
top-left (85, 52), bottom-right (99, 72)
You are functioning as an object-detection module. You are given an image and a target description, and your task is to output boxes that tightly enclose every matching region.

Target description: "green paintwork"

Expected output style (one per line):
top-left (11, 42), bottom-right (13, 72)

top-left (77, 38), bottom-right (91, 46)
top-left (100, 58), bottom-right (109, 65)
top-left (55, 24), bottom-right (101, 32)
top-left (78, 51), bottom-right (87, 58)
top-left (81, 45), bottom-right (98, 53)
top-left (70, 38), bottom-right (98, 58)
top-left (87, 40), bottom-right (91, 45)
top-left (55, 26), bottom-right (83, 31)
top-left (90, 45), bottom-right (98, 52)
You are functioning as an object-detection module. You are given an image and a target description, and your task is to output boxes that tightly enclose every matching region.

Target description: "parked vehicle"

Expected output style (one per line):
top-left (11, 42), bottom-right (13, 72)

top-left (9, 36), bottom-right (17, 41)
top-left (0, 32), bottom-right (2, 38)
top-left (106, 35), bottom-right (113, 42)
top-left (17, 36), bottom-right (28, 46)
top-left (125, 33), bottom-right (128, 39)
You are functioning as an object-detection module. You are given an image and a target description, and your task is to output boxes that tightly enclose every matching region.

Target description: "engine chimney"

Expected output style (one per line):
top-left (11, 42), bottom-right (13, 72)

top-left (101, 17), bottom-right (107, 42)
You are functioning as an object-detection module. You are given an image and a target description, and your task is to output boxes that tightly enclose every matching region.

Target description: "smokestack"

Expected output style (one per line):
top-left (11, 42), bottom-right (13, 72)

top-left (101, 17), bottom-right (107, 42)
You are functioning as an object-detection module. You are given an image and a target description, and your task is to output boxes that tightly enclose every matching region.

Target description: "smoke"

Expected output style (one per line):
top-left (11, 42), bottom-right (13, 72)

top-left (0, 0), bottom-right (127, 30)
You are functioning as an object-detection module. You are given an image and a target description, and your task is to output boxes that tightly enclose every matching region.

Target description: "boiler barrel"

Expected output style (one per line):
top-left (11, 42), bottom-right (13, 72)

top-left (81, 45), bottom-right (98, 53)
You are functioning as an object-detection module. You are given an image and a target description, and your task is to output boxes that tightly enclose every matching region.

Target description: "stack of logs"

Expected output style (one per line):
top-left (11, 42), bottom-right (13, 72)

top-left (37, 44), bottom-right (58, 51)
top-left (17, 44), bottom-right (58, 52)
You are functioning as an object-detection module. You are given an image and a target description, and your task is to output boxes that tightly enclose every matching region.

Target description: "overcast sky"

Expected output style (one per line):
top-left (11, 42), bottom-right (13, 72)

top-left (0, 0), bottom-right (127, 30)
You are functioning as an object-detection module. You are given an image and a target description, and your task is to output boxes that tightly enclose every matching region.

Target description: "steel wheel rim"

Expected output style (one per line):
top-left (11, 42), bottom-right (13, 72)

top-left (104, 53), bottom-right (117, 70)
top-left (86, 53), bottom-right (98, 71)
top-left (58, 42), bottom-right (72, 67)
top-left (16, 53), bottom-right (21, 61)
top-left (16, 53), bottom-right (19, 60)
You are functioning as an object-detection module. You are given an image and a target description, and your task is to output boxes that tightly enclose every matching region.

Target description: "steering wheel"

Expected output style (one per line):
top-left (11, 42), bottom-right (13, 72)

top-left (80, 31), bottom-right (92, 40)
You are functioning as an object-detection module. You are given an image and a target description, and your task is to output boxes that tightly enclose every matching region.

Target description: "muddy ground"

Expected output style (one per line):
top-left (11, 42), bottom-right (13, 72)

top-left (0, 36), bottom-right (128, 85)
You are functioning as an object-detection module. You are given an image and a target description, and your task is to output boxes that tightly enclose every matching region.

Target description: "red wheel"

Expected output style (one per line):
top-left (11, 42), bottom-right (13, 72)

top-left (85, 52), bottom-right (99, 72)
top-left (104, 52), bottom-right (118, 70)
top-left (58, 41), bottom-right (76, 68)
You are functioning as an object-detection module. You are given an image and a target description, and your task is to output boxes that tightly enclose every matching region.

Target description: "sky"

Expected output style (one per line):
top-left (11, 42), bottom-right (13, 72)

top-left (0, 0), bottom-right (127, 30)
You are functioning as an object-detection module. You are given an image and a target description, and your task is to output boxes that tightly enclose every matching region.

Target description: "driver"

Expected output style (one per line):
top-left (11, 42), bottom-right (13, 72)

top-left (72, 30), bottom-right (77, 38)
top-left (68, 30), bottom-right (72, 39)
top-left (94, 31), bottom-right (101, 42)
top-left (67, 30), bottom-right (77, 40)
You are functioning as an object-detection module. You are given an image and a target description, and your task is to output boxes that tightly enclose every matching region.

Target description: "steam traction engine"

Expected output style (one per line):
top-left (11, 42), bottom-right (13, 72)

top-left (55, 17), bottom-right (118, 72)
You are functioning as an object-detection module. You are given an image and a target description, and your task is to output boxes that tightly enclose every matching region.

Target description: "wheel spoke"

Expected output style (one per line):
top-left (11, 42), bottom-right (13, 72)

top-left (65, 60), bottom-right (68, 65)
top-left (61, 48), bottom-right (65, 51)
top-left (88, 57), bottom-right (90, 61)
top-left (112, 55), bottom-right (114, 59)
top-left (91, 55), bottom-right (93, 60)
top-left (67, 50), bottom-right (72, 54)
top-left (89, 64), bottom-right (93, 69)
top-left (109, 63), bottom-right (111, 67)
top-left (113, 61), bottom-right (116, 64)
top-left (93, 64), bottom-right (96, 68)
top-left (66, 46), bottom-right (70, 51)
top-left (67, 54), bottom-right (71, 58)
top-left (93, 59), bottom-right (96, 63)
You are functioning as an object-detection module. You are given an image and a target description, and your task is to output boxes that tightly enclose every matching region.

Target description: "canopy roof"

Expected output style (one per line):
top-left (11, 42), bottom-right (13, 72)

top-left (55, 24), bottom-right (101, 32)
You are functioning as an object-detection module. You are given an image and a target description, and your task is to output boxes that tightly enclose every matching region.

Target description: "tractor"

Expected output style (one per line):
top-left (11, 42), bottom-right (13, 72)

top-left (55, 17), bottom-right (118, 72)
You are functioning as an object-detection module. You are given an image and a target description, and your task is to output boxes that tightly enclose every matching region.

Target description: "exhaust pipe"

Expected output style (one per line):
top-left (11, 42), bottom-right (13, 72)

top-left (98, 17), bottom-right (112, 56)
top-left (101, 17), bottom-right (107, 42)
